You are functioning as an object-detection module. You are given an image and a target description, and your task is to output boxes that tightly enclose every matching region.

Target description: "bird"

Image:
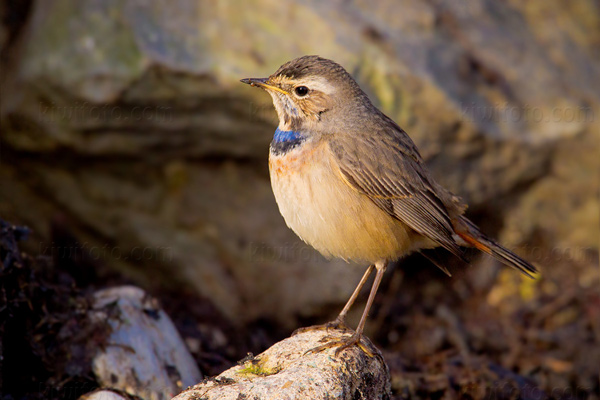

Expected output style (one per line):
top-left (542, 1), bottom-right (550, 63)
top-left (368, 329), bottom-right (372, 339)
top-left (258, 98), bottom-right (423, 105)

top-left (240, 55), bottom-right (537, 356)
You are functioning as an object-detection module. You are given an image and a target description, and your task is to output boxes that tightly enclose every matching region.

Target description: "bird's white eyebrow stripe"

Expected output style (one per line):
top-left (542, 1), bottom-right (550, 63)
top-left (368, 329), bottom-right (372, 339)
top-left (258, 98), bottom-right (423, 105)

top-left (295, 77), bottom-right (335, 95)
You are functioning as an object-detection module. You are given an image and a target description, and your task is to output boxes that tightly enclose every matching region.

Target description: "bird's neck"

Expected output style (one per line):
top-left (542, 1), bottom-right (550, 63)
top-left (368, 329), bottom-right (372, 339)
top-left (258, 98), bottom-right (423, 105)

top-left (270, 127), bottom-right (307, 156)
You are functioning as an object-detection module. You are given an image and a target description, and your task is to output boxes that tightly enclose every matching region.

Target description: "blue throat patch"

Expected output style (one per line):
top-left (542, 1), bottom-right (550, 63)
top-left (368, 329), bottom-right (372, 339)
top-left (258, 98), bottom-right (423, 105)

top-left (273, 128), bottom-right (303, 143)
top-left (271, 128), bottom-right (305, 155)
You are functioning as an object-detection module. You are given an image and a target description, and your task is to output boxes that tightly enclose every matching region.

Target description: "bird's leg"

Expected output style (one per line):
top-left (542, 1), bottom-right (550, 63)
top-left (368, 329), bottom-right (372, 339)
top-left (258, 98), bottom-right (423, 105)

top-left (305, 261), bottom-right (388, 357)
top-left (293, 264), bottom-right (375, 335)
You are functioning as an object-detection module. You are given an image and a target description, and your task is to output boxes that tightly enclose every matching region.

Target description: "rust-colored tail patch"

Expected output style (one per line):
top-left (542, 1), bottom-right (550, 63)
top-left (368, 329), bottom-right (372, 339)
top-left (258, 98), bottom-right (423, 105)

top-left (454, 218), bottom-right (537, 277)
top-left (456, 230), bottom-right (491, 254)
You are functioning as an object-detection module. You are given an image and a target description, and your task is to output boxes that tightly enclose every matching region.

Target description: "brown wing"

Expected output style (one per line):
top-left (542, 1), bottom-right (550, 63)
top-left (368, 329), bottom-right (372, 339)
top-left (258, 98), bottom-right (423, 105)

top-left (328, 121), bottom-right (464, 259)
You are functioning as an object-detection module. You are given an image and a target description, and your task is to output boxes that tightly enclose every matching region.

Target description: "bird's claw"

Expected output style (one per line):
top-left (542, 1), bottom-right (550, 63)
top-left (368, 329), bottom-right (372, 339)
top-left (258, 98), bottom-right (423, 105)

top-left (303, 332), bottom-right (374, 357)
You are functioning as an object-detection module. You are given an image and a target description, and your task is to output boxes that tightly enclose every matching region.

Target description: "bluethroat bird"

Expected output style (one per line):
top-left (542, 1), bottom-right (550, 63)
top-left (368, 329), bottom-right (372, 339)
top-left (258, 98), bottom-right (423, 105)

top-left (241, 56), bottom-right (536, 356)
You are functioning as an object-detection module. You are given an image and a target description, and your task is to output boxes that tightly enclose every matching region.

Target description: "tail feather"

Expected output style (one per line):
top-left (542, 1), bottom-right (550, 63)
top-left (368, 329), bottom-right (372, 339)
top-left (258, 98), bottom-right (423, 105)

top-left (455, 217), bottom-right (537, 278)
top-left (418, 250), bottom-right (452, 277)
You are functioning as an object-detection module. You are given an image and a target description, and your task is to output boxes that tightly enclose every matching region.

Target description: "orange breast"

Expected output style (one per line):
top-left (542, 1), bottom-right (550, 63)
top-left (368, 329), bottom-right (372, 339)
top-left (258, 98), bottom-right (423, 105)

top-left (268, 141), bottom-right (422, 263)
top-left (269, 143), bottom-right (321, 176)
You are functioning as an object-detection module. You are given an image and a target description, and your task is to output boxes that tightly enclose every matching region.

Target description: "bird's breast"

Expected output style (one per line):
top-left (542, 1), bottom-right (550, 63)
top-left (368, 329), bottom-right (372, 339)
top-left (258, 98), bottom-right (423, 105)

top-left (268, 140), bottom-right (420, 263)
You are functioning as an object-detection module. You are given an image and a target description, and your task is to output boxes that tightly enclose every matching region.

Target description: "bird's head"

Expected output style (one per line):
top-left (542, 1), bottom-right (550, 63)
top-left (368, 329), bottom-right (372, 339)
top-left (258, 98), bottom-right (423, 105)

top-left (241, 56), bottom-right (370, 132)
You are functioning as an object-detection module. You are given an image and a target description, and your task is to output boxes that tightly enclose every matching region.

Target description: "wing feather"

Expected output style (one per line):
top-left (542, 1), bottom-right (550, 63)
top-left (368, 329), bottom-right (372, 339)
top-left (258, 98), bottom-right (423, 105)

top-left (329, 122), bottom-right (464, 259)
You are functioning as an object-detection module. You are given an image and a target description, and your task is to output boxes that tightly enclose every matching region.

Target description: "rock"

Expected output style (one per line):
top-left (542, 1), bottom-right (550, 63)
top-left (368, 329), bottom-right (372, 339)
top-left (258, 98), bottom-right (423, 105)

top-left (171, 330), bottom-right (390, 400)
top-left (89, 286), bottom-right (202, 400)
top-left (79, 390), bottom-right (131, 400)
top-left (1, 0), bottom-right (598, 327)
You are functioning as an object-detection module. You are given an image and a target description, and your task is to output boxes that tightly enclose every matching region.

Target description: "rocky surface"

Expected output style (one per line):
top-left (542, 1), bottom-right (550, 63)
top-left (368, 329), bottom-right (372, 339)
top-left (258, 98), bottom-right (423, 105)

top-left (79, 390), bottom-right (131, 400)
top-left (172, 329), bottom-right (390, 400)
top-left (90, 286), bottom-right (202, 400)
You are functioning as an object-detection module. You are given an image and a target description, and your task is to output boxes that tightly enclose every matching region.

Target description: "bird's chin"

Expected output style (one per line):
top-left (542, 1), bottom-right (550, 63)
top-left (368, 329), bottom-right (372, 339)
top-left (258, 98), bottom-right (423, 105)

top-left (269, 96), bottom-right (301, 131)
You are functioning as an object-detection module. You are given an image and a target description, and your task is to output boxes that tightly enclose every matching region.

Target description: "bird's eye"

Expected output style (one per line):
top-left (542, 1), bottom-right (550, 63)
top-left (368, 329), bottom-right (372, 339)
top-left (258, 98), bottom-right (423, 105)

top-left (294, 86), bottom-right (309, 97)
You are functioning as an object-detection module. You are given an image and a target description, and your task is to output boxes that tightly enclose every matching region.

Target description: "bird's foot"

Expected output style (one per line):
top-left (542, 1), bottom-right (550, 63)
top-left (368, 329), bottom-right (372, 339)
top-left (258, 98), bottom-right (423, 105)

top-left (292, 317), bottom-right (352, 336)
top-left (304, 331), bottom-right (374, 357)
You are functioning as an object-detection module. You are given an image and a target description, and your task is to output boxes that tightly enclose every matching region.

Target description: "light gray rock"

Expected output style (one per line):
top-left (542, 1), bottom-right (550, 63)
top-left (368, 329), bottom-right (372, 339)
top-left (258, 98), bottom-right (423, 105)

top-left (90, 286), bottom-right (202, 400)
top-left (79, 390), bottom-right (130, 400)
top-left (171, 330), bottom-right (390, 400)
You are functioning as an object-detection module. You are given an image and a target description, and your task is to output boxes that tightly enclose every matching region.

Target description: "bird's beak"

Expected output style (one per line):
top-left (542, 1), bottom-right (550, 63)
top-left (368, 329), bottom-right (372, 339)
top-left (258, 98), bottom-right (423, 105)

top-left (240, 77), bottom-right (288, 95)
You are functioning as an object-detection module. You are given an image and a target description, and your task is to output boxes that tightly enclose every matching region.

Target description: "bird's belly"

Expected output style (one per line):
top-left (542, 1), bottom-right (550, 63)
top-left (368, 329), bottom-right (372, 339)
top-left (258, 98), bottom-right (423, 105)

top-left (269, 142), bottom-right (419, 263)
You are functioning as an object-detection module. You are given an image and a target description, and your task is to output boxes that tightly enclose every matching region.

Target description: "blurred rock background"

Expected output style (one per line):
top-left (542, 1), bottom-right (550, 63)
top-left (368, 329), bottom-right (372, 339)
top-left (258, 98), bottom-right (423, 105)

top-left (1, 0), bottom-right (599, 398)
